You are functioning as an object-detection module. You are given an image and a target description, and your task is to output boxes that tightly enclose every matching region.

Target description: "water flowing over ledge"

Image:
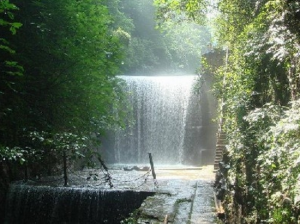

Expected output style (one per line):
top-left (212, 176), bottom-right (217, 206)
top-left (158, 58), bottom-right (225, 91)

top-left (5, 184), bottom-right (154, 224)
top-left (5, 166), bottom-right (216, 224)
top-left (4, 74), bottom-right (218, 223)
top-left (102, 75), bottom-right (217, 166)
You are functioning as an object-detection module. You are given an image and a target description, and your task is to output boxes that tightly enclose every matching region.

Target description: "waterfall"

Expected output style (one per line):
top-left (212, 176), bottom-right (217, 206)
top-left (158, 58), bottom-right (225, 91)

top-left (102, 75), bottom-right (217, 166)
top-left (5, 184), bottom-right (153, 224)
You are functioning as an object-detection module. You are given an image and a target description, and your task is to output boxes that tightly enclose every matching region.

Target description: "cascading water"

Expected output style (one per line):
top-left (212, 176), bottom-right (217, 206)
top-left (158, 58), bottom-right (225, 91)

top-left (102, 75), bottom-right (217, 166)
top-left (4, 75), bottom-right (217, 224)
top-left (5, 184), bottom-right (154, 224)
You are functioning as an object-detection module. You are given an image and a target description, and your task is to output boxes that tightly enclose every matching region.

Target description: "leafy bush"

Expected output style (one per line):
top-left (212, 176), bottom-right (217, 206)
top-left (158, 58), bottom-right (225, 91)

top-left (0, 130), bottom-right (93, 178)
top-left (210, 0), bottom-right (300, 223)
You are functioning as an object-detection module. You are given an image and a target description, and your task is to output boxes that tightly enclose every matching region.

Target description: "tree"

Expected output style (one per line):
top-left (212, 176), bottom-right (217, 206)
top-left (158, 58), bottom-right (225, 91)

top-left (0, 0), bottom-right (23, 146)
top-left (0, 0), bottom-right (131, 181)
top-left (153, 0), bottom-right (300, 222)
top-left (10, 0), bottom-right (125, 132)
top-left (212, 0), bottom-right (300, 223)
top-left (154, 0), bottom-right (208, 25)
top-left (118, 0), bottom-right (211, 74)
top-left (0, 1), bottom-right (24, 222)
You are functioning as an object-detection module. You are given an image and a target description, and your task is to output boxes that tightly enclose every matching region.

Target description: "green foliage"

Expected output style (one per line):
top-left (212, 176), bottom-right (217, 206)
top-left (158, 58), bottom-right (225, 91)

top-left (0, 146), bottom-right (30, 165)
top-left (154, 0), bottom-right (207, 25)
top-left (0, 0), bottom-right (23, 88)
top-left (160, 21), bottom-right (211, 70)
top-left (120, 209), bottom-right (140, 224)
top-left (0, 0), bottom-right (24, 155)
top-left (210, 0), bottom-right (300, 223)
top-left (244, 101), bottom-right (300, 223)
top-left (0, 130), bottom-right (91, 176)
top-left (115, 0), bottom-right (210, 74)
top-left (6, 0), bottom-right (128, 133)
top-left (113, 27), bottom-right (131, 47)
top-left (0, 0), bottom-right (132, 183)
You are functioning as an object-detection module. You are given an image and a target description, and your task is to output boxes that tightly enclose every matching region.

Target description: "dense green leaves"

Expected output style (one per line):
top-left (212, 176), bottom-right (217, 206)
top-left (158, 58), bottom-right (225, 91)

top-left (210, 0), bottom-right (300, 223)
top-left (116, 0), bottom-right (210, 74)
top-left (0, 0), bottom-right (130, 181)
top-left (0, 0), bottom-right (158, 221)
top-left (8, 0), bottom-right (126, 133)
top-left (1, 0), bottom-right (210, 182)
top-left (154, 0), bottom-right (208, 25)
top-left (150, 0), bottom-right (300, 223)
top-left (242, 101), bottom-right (300, 223)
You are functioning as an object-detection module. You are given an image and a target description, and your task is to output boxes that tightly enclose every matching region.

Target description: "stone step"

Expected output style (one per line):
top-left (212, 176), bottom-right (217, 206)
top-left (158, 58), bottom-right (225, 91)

top-left (214, 162), bottom-right (220, 166)
top-left (214, 164), bottom-right (220, 171)
top-left (216, 144), bottom-right (227, 147)
top-left (214, 159), bottom-right (221, 164)
top-left (216, 140), bottom-right (227, 144)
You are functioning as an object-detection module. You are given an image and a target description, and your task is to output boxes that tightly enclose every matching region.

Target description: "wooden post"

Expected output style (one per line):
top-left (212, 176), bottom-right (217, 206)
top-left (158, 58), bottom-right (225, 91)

top-left (63, 150), bottom-right (67, 186)
top-left (164, 214), bottom-right (168, 224)
top-left (148, 153), bottom-right (156, 180)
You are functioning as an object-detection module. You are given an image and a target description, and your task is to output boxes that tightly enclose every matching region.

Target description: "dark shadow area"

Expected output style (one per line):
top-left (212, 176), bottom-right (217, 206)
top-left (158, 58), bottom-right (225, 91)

top-left (5, 184), bottom-right (154, 224)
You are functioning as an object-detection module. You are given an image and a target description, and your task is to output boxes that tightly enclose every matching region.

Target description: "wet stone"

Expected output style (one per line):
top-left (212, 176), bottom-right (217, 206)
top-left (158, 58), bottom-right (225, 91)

top-left (130, 167), bottom-right (217, 224)
top-left (6, 166), bottom-right (217, 224)
top-left (173, 201), bottom-right (192, 224)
